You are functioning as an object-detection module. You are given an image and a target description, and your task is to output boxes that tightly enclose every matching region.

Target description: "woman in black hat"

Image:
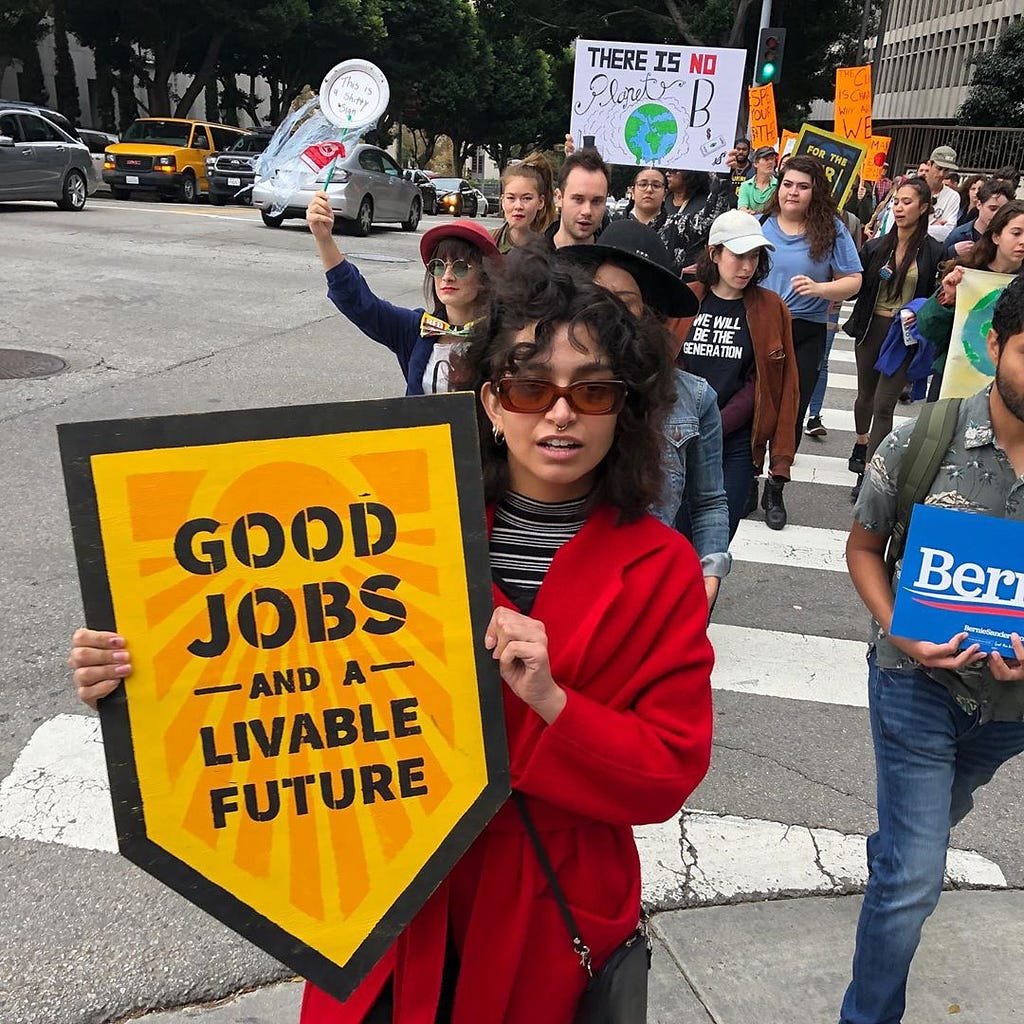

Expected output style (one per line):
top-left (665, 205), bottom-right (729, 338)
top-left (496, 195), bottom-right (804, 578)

top-left (558, 219), bottom-right (732, 608)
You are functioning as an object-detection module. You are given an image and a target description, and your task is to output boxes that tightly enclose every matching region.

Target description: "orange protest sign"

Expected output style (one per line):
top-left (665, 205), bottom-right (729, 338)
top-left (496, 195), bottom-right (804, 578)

top-left (862, 134), bottom-right (891, 182)
top-left (779, 129), bottom-right (798, 159)
top-left (748, 84), bottom-right (777, 151)
top-left (59, 393), bottom-right (509, 1003)
top-left (835, 65), bottom-right (872, 143)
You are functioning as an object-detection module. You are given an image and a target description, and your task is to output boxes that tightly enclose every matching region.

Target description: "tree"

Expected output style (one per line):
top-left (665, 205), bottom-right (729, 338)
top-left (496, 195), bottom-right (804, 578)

top-left (958, 18), bottom-right (1024, 128)
top-left (0, 0), bottom-right (48, 97)
top-left (52, 0), bottom-right (82, 122)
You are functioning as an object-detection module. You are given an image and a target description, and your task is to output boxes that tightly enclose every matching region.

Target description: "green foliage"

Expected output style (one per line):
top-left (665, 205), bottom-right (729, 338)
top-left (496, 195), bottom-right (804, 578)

top-left (958, 18), bottom-right (1024, 128)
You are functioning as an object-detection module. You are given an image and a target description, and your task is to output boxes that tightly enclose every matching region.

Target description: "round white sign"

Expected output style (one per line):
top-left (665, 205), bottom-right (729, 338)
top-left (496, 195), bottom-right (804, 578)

top-left (319, 60), bottom-right (390, 130)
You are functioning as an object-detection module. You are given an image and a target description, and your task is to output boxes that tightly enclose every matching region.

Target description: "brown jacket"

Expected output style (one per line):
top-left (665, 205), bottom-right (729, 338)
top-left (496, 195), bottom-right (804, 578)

top-left (670, 283), bottom-right (799, 479)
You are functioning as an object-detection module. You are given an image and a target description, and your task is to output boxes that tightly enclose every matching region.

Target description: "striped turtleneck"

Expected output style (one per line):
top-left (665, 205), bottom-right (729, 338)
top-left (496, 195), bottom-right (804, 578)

top-left (490, 491), bottom-right (589, 613)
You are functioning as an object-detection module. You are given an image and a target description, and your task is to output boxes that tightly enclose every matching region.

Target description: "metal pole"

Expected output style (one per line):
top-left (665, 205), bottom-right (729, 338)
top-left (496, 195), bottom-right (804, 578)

top-left (855, 0), bottom-right (872, 65)
top-left (751, 0), bottom-right (772, 86)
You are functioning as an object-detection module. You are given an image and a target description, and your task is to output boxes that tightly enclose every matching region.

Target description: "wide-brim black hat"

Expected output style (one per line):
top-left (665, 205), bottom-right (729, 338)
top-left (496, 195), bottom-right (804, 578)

top-left (557, 219), bottom-right (698, 318)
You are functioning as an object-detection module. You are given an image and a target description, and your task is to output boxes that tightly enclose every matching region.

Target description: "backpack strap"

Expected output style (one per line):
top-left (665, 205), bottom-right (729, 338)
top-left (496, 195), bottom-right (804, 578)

top-left (885, 397), bottom-right (962, 579)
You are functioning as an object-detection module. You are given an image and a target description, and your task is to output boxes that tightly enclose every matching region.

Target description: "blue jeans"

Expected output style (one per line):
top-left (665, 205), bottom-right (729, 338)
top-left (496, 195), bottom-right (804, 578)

top-left (839, 654), bottom-right (1024, 1024)
top-left (676, 421), bottom-right (752, 542)
top-left (809, 317), bottom-right (838, 419)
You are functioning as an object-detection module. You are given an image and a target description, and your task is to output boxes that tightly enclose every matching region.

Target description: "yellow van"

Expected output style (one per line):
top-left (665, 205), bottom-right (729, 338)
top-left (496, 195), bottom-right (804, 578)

top-left (103, 118), bottom-right (247, 202)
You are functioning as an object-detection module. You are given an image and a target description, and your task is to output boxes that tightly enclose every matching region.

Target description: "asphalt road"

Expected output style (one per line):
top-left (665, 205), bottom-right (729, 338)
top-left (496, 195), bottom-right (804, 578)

top-left (1, 194), bottom-right (1021, 1024)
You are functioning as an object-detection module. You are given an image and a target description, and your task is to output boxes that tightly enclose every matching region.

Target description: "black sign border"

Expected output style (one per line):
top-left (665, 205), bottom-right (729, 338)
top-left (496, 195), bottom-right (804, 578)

top-left (58, 392), bottom-right (510, 1003)
top-left (792, 124), bottom-right (867, 209)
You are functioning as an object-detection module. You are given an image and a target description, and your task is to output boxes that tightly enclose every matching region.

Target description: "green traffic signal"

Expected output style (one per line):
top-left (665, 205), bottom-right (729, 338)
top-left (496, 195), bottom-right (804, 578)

top-left (761, 62), bottom-right (775, 81)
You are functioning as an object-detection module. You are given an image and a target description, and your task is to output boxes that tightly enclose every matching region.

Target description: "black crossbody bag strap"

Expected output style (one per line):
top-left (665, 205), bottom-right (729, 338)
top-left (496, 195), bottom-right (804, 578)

top-left (512, 791), bottom-right (593, 975)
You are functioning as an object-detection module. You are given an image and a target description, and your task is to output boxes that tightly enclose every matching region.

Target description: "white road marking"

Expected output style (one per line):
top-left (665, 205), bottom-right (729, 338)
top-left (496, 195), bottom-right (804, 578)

top-left (731, 520), bottom-right (849, 573)
top-left (635, 810), bottom-right (1005, 906)
top-left (817, 370), bottom-right (856, 390)
top-left (816, 408), bottom-right (913, 433)
top-left (0, 715), bottom-right (115, 852)
top-left (88, 199), bottom-right (260, 224)
top-left (830, 348), bottom-right (856, 364)
top-left (708, 624), bottom-right (867, 706)
top-left (789, 453), bottom-right (858, 487)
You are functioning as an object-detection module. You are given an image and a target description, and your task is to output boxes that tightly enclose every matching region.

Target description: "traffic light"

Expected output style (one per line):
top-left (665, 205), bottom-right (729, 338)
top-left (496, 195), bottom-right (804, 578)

top-left (754, 27), bottom-right (787, 86)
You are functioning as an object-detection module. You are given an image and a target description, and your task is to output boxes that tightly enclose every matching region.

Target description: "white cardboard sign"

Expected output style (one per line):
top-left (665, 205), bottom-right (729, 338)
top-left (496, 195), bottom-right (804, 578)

top-left (569, 38), bottom-right (746, 170)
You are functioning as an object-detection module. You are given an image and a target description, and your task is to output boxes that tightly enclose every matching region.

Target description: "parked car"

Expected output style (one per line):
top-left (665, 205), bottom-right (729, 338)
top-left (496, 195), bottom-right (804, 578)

top-left (432, 177), bottom-right (480, 217)
top-left (205, 129), bottom-right (274, 205)
top-left (102, 117), bottom-right (247, 202)
top-left (251, 143), bottom-right (422, 235)
top-left (403, 168), bottom-right (437, 215)
top-left (0, 105), bottom-right (96, 210)
top-left (77, 127), bottom-right (118, 189)
top-left (0, 99), bottom-right (80, 140)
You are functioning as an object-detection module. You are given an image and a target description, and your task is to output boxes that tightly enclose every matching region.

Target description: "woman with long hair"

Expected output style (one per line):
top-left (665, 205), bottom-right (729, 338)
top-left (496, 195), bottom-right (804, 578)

top-left (678, 210), bottom-right (800, 534)
top-left (919, 198), bottom-right (1024, 400)
top-left (491, 153), bottom-right (555, 253)
top-left (956, 173), bottom-right (985, 226)
top-left (307, 192), bottom-right (499, 395)
top-left (659, 170), bottom-right (732, 275)
top-left (615, 166), bottom-right (669, 230)
top-left (760, 154), bottom-right (862, 452)
top-left (70, 248), bottom-right (714, 1024)
top-left (844, 177), bottom-right (944, 492)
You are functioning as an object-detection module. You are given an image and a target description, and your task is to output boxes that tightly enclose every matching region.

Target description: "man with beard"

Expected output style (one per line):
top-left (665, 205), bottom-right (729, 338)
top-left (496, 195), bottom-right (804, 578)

top-left (546, 148), bottom-right (609, 249)
top-left (840, 273), bottom-right (1024, 1024)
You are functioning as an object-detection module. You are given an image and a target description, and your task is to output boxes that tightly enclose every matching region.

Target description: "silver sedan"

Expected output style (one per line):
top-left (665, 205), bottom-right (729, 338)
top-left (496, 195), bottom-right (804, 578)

top-left (0, 107), bottom-right (97, 210)
top-left (252, 143), bottom-right (422, 235)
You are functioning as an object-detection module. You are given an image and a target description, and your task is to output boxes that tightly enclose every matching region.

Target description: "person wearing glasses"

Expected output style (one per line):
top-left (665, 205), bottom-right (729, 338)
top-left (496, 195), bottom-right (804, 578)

top-left (615, 167), bottom-right (669, 230)
top-left (306, 191), bottom-right (500, 394)
top-left (69, 248), bottom-right (715, 1024)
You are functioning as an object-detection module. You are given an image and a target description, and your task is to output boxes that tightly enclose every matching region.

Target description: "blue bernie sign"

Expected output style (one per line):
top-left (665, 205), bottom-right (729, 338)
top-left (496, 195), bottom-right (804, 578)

top-left (891, 504), bottom-right (1024, 657)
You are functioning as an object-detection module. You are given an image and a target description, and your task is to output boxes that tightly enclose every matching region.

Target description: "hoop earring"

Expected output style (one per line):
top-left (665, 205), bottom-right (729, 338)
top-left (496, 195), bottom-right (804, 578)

top-left (492, 425), bottom-right (505, 446)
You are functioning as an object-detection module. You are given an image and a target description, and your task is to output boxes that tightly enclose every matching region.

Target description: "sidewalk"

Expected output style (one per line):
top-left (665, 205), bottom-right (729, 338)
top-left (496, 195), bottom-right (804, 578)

top-left (128, 890), bottom-right (1023, 1024)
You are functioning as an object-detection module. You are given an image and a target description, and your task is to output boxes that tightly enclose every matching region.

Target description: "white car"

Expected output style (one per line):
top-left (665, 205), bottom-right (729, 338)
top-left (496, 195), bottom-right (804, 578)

top-left (252, 143), bottom-right (422, 235)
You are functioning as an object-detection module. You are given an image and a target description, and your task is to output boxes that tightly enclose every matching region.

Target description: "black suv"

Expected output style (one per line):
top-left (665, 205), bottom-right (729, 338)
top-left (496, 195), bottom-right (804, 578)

top-left (205, 129), bottom-right (274, 205)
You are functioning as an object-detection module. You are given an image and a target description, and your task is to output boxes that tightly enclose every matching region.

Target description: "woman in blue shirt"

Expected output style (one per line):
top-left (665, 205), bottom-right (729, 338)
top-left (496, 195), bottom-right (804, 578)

top-left (307, 193), bottom-right (500, 395)
top-left (760, 155), bottom-right (862, 449)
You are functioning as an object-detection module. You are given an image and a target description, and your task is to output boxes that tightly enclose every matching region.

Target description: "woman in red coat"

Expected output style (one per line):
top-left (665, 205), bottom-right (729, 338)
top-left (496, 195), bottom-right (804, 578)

top-left (70, 248), bottom-right (714, 1023)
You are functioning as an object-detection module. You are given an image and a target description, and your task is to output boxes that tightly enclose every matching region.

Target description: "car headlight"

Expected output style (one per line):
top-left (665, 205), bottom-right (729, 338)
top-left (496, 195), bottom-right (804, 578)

top-left (103, 154), bottom-right (116, 169)
top-left (154, 155), bottom-right (176, 169)
top-left (205, 157), bottom-right (215, 172)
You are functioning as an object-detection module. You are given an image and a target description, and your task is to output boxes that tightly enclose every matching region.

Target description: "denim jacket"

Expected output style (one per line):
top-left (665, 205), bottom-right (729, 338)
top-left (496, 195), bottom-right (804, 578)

top-left (651, 370), bottom-right (732, 579)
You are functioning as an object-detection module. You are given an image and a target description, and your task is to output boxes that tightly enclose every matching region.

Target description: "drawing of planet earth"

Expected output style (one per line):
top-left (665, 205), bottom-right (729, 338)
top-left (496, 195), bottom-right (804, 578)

top-left (624, 104), bottom-right (678, 163)
top-left (961, 288), bottom-right (1001, 376)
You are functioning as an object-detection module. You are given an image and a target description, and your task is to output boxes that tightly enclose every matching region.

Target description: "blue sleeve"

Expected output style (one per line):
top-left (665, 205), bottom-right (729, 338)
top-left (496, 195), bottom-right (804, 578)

top-left (684, 385), bottom-right (732, 578)
top-left (324, 260), bottom-right (424, 378)
top-left (831, 218), bottom-right (862, 276)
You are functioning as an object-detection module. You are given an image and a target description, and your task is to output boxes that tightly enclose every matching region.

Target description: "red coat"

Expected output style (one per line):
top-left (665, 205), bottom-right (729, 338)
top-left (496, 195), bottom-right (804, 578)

top-left (300, 505), bottom-right (714, 1024)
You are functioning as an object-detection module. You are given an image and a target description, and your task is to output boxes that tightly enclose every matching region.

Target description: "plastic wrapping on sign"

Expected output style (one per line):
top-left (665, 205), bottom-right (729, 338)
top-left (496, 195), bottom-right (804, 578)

top-left (252, 98), bottom-right (378, 214)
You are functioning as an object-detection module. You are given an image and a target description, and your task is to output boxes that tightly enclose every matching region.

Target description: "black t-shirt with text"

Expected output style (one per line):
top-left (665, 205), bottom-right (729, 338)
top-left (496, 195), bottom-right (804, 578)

top-left (682, 293), bottom-right (754, 409)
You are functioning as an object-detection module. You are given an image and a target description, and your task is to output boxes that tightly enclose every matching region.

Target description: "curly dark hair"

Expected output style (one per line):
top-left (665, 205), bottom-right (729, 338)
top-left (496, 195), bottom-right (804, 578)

top-left (449, 242), bottom-right (676, 521)
top-left (992, 271), bottom-right (1024, 354)
top-left (763, 154), bottom-right (839, 263)
top-left (422, 237), bottom-right (495, 319)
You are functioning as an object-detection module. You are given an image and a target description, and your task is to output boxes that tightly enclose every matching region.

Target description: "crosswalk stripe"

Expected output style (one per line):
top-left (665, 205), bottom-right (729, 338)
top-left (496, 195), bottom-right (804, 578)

top-left (820, 372), bottom-right (856, 390)
top-left (789, 453), bottom-right (856, 487)
top-left (829, 349), bottom-right (855, 364)
top-left (708, 623), bottom-right (865, 705)
top-left (816, 408), bottom-right (912, 434)
top-left (731, 520), bottom-right (848, 572)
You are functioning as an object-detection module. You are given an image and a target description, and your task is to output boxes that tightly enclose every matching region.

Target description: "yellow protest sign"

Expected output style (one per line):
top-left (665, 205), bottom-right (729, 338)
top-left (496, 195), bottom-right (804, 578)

top-left (793, 123), bottom-right (867, 209)
top-left (59, 393), bottom-right (509, 1002)
top-left (835, 65), bottom-right (872, 143)
top-left (748, 84), bottom-right (777, 151)
top-left (862, 134), bottom-right (891, 182)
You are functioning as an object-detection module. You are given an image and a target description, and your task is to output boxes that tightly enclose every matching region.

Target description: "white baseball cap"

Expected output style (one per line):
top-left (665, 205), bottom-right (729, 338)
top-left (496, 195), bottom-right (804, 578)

top-left (708, 209), bottom-right (775, 254)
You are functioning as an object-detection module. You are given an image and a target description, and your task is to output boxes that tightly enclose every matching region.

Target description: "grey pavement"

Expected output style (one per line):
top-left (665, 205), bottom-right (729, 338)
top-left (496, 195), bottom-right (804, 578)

top-left (119, 891), bottom-right (1024, 1024)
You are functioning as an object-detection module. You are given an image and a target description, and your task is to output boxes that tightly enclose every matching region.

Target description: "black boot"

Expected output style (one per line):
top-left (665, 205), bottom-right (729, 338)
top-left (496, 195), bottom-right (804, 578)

top-left (762, 477), bottom-right (787, 530)
top-left (848, 442), bottom-right (867, 475)
top-left (850, 473), bottom-right (864, 503)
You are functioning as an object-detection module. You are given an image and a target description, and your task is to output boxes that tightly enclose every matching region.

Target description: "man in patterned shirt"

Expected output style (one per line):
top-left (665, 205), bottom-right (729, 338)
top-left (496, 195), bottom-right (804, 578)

top-left (839, 273), bottom-right (1024, 1024)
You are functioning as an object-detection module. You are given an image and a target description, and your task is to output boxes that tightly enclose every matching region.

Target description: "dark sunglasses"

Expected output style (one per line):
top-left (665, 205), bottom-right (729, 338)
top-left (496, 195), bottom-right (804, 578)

top-left (427, 258), bottom-right (475, 279)
top-left (495, 377), bottom-right (628, 415)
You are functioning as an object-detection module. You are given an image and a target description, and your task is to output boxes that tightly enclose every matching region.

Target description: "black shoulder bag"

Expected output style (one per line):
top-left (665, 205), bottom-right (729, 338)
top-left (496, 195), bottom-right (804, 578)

top-left (512, 792), bottom-right (651, 1023)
